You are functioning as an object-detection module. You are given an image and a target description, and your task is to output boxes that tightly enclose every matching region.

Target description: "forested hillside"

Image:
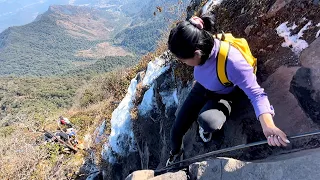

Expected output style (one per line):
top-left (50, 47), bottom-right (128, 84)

top-left (114, 21), bottom-right (167, 54)
top-left (0, 2), bottom-right (187, 76)
top-left (0, 5), bottom-right (132, 76)
top-left (113, 0), bottom-right (188, 54)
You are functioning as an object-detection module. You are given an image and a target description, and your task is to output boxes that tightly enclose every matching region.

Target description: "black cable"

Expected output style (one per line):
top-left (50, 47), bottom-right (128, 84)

top-left (155, 130), bottom-right (320, 174)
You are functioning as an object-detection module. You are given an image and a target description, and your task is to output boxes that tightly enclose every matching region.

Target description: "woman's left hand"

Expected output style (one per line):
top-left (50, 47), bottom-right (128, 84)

top-left (259, 113), bottom-right (290, 147)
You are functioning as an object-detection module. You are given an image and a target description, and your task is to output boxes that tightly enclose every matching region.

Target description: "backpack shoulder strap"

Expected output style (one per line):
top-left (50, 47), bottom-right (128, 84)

top-left (217, 41), bottom-right (232, 86)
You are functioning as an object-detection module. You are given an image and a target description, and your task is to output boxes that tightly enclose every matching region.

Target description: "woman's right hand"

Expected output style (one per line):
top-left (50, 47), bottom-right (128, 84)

top-left (259, 113), bottom-right (290, 147)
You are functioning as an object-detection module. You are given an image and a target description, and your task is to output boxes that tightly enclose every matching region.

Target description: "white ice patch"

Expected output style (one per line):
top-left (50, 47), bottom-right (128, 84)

top-left (98, 121), bottom-right (106, 135)
top-left (102, 56), bottom-right (170, 163)
top-left (139, 57), bottom-right (170, 116)
top-left (316, 23), bottom-right (320, 38)
top-left (138, 84), bottom-right (155, 116)
top-left (103, 77), bottom-right (138, 163)
top-left (202, 0), bottom-right (224, 15)
top-left (160, 88), bottom-right (178, 117)
top-left (143, 57), bottom-right (170, 86)
top-left (94, 120), bottom-right (107, 143)
top-left (276, 21), bottom-right (312, 55)
top-left (316, 30), bottom-right (320, 38)
top-left (291, 22), bottom-right (298, 30)
top-left (173, 89), bottom-right (179, 105)
top-left (300, 17), bottom-right (307, 22)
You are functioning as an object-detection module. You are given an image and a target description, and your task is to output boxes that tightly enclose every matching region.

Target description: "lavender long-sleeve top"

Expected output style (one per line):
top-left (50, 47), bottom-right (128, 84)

top-left (194, 39), bottom-right (274, 118)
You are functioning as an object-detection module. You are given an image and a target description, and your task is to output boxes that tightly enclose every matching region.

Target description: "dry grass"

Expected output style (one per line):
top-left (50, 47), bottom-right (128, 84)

top-left (75, 42), bottom-right (132, 59)
top-left (0, 111), bottom-right (89, 180)
top-left (0, 72), bottom-right (123, 180)
top-left (130, 106), bottom-right (139, 121)
top-left (0, 125), bottom-right (46, 179)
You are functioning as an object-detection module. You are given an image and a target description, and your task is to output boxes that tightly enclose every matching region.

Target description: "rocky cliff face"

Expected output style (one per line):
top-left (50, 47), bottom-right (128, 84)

top-left (123, 39), bottom-right (320, 180)
top-left (290, 37), bottom-right (320, 124)
top-left (91, 0), bottom-right (320, 179)
top-left (127, 147), bottom-right (320, 180)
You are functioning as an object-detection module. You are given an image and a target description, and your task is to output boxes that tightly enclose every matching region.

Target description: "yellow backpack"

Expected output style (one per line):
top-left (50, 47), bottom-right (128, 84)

top-left (215, 33), bottom-right (257, 86)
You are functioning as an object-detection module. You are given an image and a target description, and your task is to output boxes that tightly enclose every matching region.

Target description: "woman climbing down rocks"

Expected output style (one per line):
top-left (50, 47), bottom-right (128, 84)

top-left (166, 13), bottom-right (290, 165)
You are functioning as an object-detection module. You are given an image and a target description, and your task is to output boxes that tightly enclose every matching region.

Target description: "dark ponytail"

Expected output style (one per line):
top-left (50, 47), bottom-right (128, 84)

top-left (168, 13), bottom-right (216, 64)
top-left (201, 12), bottom-right (217, 33)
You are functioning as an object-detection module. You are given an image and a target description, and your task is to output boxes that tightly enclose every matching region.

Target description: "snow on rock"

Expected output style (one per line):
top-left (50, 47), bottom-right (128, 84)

top-left (102, 77), bottom-right (138, 163)
top-left (159, 88), bottom-right (178, 118)
top-left (102, 56), bottom-right (170, 163)
top-left (316, 30), bottom-right (320, 38)
top-left (300, 17), bottom-right (307, 22)
top-left (173, 89), bottom-right (179, 105)
top-left (276, 21), bottom-right (312, 55)
top-left (160, 89), bottom-right (178, 110)
top-left (138, 84), bottom-right (155, 116)
top-left (316, 23), bottom-right (320, 38)
top-left (201, 0), bottom-right (223, 15)
top-left (94, 120), bottom-right (107, 143)
top-left (139, 57), bottom-right (171, 116)
top-left (143, 57), bottom-right (170, 86)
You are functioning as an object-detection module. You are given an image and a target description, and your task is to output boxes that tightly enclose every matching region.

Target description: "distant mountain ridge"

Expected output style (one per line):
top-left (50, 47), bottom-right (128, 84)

top-left (0, 0), bottom-right (189, 76)
top-left (0, 5), bottom-right (133, 76)
top-left (37, 5), bottom-right (130, 40)
top-left (0, 0), bottom-right (171, 33)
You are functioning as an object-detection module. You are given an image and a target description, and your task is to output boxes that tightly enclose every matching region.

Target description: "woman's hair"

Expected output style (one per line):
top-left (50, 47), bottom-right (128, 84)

top-left (168, 13), bottom-right (216, 64)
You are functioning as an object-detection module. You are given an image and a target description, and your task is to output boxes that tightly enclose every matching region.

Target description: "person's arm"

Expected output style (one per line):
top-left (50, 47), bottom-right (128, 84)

top-left (170, 82), bottom-right (207, 154)
top-left (227, 54), bottom-right (289, 146)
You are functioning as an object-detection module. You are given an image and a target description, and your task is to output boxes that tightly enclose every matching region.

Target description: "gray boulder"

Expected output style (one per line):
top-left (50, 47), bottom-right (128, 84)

top-left (189, 148), bottom-right (320, 180)
top-left (125, 170), bottom-right (154, 180)
top-left (290, 38), bottom-right (320, 124)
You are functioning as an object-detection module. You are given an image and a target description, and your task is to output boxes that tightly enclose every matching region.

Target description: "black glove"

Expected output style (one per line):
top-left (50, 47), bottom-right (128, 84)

top-left (166, 150), bottom-right (183, 166)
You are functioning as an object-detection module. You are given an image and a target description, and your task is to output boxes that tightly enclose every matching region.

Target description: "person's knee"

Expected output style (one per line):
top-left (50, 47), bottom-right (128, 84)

top-left (198, 109), bottom-right (226, 132)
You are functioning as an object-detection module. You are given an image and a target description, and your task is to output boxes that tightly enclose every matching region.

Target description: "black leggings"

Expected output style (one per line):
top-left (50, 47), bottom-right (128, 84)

top-left (171, 82), bottom-right (248, 154)
top-left (198, 99), bottom-right (231, 132)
